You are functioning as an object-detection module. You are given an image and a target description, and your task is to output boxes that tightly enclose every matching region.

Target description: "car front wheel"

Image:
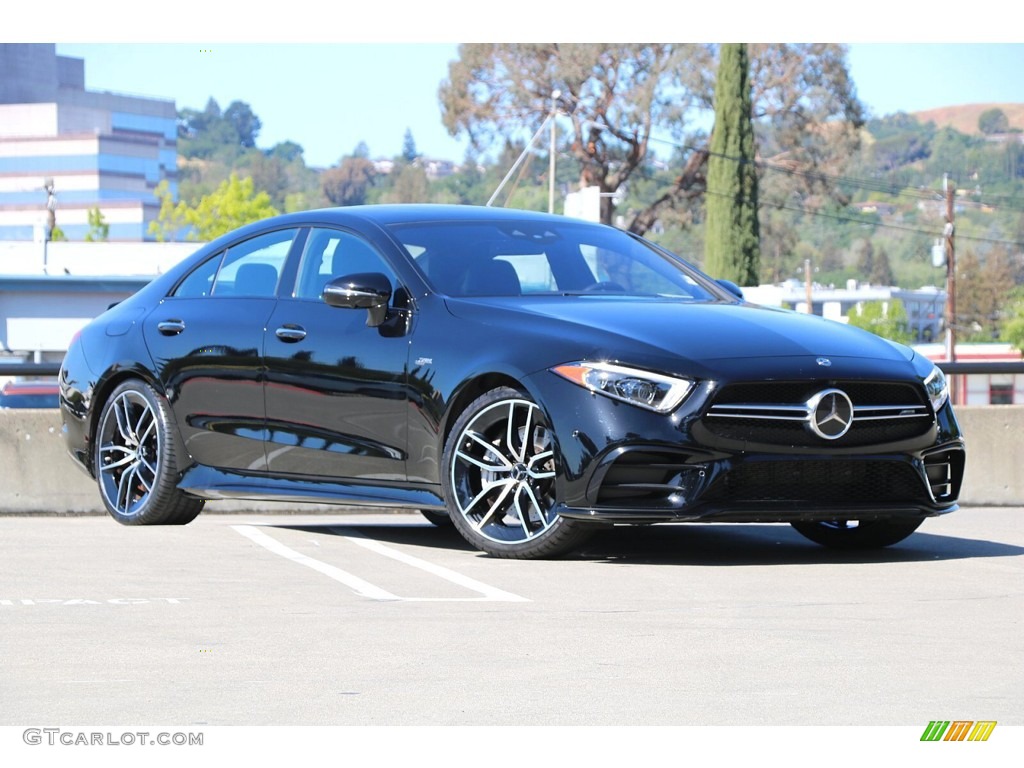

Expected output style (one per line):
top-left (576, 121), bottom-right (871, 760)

top-left (442, 387), bottom-right (591, 558)
top-left (790, 518), bottom-right (924, 550)
top-left (94, 380), bottom-right (204, 525)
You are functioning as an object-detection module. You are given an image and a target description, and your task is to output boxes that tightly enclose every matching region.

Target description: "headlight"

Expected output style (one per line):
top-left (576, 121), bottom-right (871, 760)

top-left (551, 361), bottom-right (693, 413)
top-left (924, 365), bottom-right (949, 412)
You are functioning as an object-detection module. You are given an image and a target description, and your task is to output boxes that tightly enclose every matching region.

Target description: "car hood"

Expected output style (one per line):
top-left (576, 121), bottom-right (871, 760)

top-left (444, 296), bottom-right (915, 373)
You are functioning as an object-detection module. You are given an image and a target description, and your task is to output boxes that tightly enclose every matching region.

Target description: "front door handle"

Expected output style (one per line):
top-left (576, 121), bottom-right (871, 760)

top-left (157, 319), bottom-right (185, 335)
top-left (275, 325), bottom-right (307, 342)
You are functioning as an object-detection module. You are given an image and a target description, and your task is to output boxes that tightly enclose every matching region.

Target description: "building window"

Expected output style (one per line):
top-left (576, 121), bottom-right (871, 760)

top-left (990, 375), bottom-right (1014, 405)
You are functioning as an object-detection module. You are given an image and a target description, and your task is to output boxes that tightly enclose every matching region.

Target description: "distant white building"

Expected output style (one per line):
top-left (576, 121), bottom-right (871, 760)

top-left (0, 240), bottom-right (197, 365)
top-left (0, 44), bottom-right (178, 241)
top-left (743, 280), bottom-right (946, 343)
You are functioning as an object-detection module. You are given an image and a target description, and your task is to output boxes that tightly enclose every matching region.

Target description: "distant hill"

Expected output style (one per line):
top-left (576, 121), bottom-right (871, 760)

top-left (912, 103), bottom-right (1024, 135)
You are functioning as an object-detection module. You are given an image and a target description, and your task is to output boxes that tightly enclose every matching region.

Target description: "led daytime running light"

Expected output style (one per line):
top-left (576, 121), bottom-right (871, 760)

top-left (552, 362), bottom-right (693, 413)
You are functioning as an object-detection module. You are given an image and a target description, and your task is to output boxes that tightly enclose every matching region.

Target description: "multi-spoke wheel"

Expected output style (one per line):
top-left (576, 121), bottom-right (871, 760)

top-left (442, 387), bottom-right (591, 558)
top-left (95, 380), bottom-right (203, 525)
top-left (790, 518), bottom-right (924, 550)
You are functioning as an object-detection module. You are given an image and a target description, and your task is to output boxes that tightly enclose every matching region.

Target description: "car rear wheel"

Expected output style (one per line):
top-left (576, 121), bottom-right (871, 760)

top-left (95, 380), bottom-right (204, 526)
top-left (790, 518), bottom-right (924, 550)
top-left (442, 387), bottom-right (591, 559)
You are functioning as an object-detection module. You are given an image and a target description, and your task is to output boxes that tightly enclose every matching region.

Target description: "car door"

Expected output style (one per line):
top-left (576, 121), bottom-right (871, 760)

top-left (143, 227), bottom-right (301, 471)
top-left (262, 227), bottom-right (411, 481)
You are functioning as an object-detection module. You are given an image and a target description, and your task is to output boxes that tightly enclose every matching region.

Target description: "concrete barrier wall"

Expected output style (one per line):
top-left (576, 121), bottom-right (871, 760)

top-left (0, 406), bottom-right (1020, 514)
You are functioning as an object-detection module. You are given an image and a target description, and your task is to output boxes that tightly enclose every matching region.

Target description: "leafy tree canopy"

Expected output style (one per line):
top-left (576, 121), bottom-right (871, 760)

top-left (704, 43), bottom-right (760, 285)
top-left (150, 174), bottom-right (279, 242)
top-left (847, 300), bottom-right (914, 344)
top-left (979, 107), bottom-right (1010, 135)
top-left (440, 43), bottom-right (863, 231)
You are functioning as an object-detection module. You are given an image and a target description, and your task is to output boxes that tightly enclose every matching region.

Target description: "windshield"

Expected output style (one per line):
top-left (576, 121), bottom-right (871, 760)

top-left (388, 220), bottom-right (724, 301)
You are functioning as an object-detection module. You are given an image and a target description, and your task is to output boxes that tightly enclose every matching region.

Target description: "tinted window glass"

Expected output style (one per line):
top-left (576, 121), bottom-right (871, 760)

top-left (173, 229), bottom-right (298, 299)
top-left (388, 220), bottom-right (720, 300)
top-left (294, 228), bottom-right (395, 300)
top-left (213, 229), bottom-right (297, 297)
top-left (173, 253), bottom-right (221, 298)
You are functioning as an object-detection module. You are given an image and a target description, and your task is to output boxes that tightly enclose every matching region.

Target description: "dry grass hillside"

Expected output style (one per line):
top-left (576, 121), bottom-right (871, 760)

top-left (913, 103), bottom-right (1024, 135)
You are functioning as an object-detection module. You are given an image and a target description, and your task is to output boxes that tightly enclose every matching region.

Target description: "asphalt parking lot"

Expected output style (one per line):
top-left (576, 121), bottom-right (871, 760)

top-left (1, 507), bottom-right (1021, 726)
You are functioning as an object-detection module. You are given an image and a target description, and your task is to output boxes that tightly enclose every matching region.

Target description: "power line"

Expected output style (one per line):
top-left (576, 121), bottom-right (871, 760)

top-left (644, 134), bottom-right (1024, 212)
top-left (700, 187), bottom-right (1024, 249)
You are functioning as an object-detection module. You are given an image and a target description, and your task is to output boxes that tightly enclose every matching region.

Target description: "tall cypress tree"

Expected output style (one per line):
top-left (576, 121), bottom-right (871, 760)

top-left (704, 43), bottom-right (760, 286)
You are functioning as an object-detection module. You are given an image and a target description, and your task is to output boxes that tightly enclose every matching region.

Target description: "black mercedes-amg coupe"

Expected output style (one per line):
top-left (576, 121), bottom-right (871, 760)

top-left (59, 205), bottom-right (965, 558)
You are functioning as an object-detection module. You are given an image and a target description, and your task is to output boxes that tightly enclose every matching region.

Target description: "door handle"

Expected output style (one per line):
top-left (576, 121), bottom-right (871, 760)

top-left (275, 325), bottom-right (307, 342)
top-left (157, 319), bottom-right (185, 335)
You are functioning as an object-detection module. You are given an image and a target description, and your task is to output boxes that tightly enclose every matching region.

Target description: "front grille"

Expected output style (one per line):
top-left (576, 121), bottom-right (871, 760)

top-left (703, 380), bottom-right (932, 447)
top-left (714, 381), bottom-right (925, 406)
top-left (703, 459), bottom-right (930, 504)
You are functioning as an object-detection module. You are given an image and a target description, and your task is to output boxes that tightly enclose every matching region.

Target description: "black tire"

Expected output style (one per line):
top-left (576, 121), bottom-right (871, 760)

top-left (441, 386), bottom-right (591, 559)
top-left (791, 518), bottom-right (924, 550)
top-left (94, 380), bottom-right (204, 526)
top-left (419, 509), bottom-right (453, 527)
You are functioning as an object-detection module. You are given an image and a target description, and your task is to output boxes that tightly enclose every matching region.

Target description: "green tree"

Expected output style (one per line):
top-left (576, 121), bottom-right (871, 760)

top-left (979, 107), bottom-right (1010, 135)
top-left (267, 141), bottom-right (304, 163)
top-left (402, 129), bottom-right (419, 163)
top-left (84, 207), bottom-right (109, 242)
top-left (223, 100), bottom-right (262, 148)
top-left (847, 300), bottom-right (913, 344)
top-left (441, 43), bottom-right (862, 230)
top-left (382, 164), bottom-right (429, 203)
top-left (149, 174), bottom-right (278, 242)
top-left (321, 156), bottom-right (377, 206)
top-left (704, 43), bottom-right (759, 285)
top-left (869, 246), bottom-right (895, 286)
top-left (957, 247), bottom-right (1014, 341)
top-left (1002, 289), bottom-right (1024, 352)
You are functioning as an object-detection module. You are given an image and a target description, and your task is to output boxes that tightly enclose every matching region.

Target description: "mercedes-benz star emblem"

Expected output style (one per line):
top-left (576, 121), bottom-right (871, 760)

top-left (816, 357), bottom-right (832, 367)
top-left (806, 388), bottom-right (854, 440)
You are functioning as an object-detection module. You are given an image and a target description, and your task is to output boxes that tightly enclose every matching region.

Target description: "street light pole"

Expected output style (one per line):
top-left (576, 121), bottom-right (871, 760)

top-left (548, 90), bottom-right (560, 214)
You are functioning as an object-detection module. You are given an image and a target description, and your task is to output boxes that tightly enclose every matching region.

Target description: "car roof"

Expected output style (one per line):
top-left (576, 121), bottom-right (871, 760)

top-left (217, 205), bottom-right (603, 237)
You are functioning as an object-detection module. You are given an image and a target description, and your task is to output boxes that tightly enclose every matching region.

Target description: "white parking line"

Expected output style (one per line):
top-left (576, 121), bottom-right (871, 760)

top-left (232, 524), bottom-right (528, 603)
top-left (232, 525), bottom-right (399, 601)
top-left (333, 528), bottom-right (529, 602)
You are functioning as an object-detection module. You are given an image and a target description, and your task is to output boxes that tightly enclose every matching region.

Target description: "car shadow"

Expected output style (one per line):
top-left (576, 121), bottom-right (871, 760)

top-left (266, 519), bottom-right (1024, 566)
top-left (568, 524), bottom-right (1024, 566)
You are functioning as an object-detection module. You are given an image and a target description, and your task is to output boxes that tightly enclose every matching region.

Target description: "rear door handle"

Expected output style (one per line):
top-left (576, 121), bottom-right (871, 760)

top-left (157, 320), bottom-right (185, 335)
top-left (275, 325), bottom-right (307, 342)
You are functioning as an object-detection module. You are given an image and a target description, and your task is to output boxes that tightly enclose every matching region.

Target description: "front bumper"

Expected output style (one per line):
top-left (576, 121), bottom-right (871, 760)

top-left (524, 366), bottom-right (966, 525)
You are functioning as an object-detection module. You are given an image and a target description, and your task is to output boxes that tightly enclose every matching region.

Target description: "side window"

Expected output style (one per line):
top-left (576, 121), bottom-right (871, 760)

top-left (173, 229), bottom-right (298, 299)
top-left (214, 229), bottom-right (297, 297)
top-left (294, 228), bottom-right (396, 300)
top-left (174, 253), bottom-right (222, 298)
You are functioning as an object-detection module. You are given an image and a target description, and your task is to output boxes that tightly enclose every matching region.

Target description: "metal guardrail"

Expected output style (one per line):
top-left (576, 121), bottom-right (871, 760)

top-left (937, 361), bottom-right (1024, 375)
top-left (4, 361), bottom-right (1024, 378)
top-left (0, 362), bottom-right (62, 376)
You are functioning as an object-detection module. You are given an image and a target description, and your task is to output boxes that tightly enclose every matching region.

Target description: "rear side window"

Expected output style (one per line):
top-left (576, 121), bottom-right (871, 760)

top-left (172, 229), bottom-right (298, 298)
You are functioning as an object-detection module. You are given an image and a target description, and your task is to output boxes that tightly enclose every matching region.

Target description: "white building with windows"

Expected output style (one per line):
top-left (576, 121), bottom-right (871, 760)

top-left (0, 44), bottom-right (178, 241)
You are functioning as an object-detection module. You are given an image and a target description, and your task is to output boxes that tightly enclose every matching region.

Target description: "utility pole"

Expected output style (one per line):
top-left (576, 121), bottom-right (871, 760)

top-left (43, 177), bottom-right (56, 274)
top-left (804, 258), bottom-right (813, 314)
top-left (944, 173), bottom-right (957, 401)
top-left (548, 90), bottom-right (560, 214)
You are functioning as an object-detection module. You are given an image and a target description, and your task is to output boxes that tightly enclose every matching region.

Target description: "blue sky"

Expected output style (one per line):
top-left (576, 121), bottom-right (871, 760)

top-left (15, 2), bottom-right (1023, 168)
top-left (51, 42), bottom-right (1024, 169)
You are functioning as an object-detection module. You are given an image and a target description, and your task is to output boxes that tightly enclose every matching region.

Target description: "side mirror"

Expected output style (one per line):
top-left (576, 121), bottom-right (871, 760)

top-left (323, 272), bottom-right (392, 327)
top-left (716, 279), bottom-right (744, 300)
